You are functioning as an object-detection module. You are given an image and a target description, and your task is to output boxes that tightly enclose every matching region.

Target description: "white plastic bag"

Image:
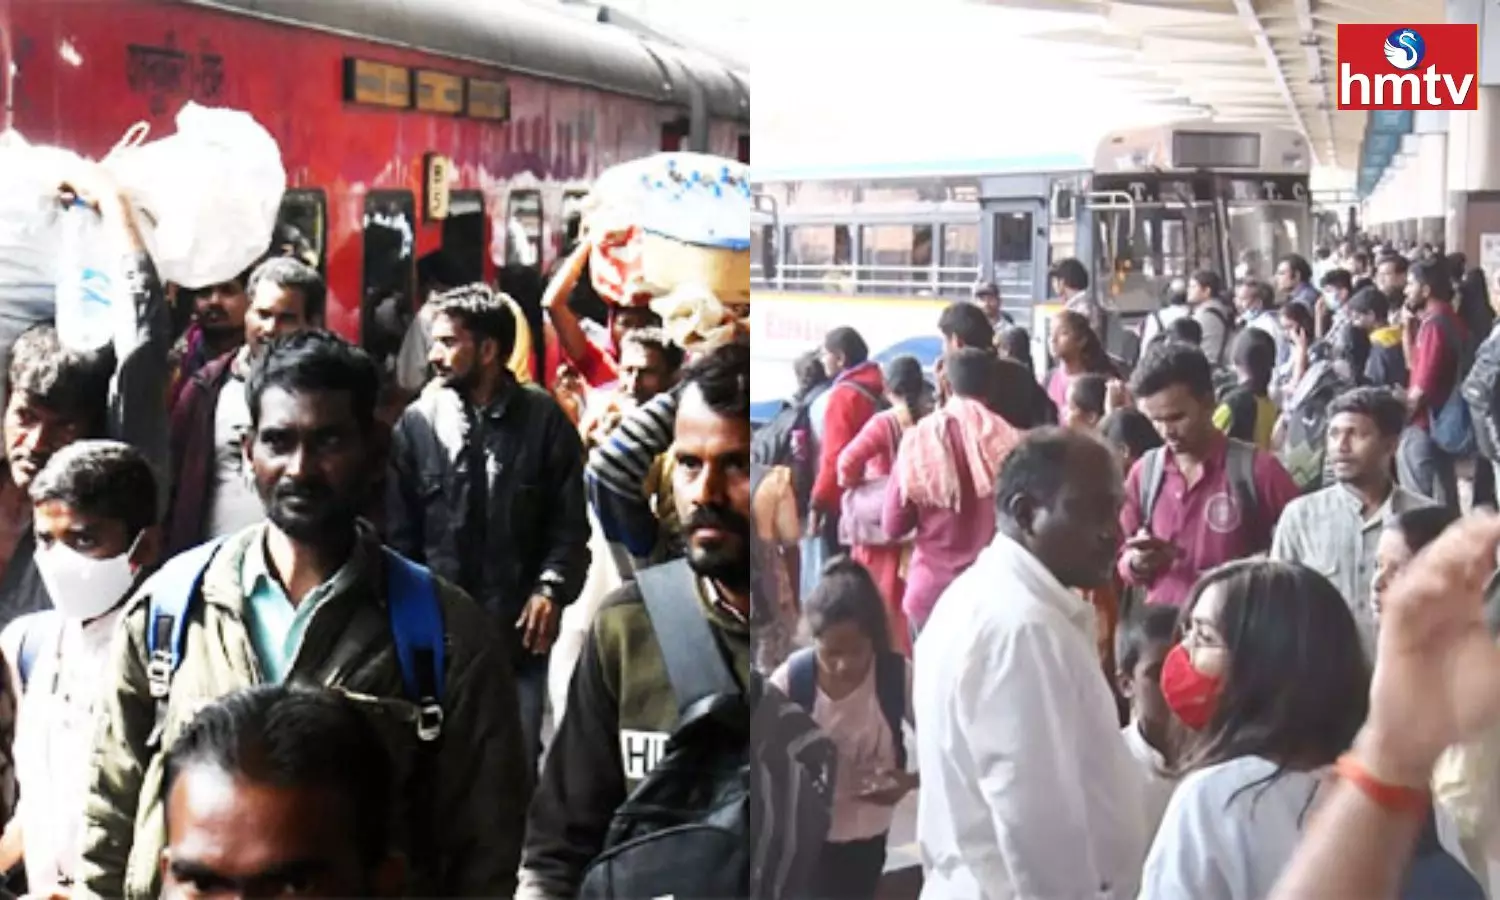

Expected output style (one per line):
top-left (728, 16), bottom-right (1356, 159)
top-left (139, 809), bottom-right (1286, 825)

top-left (106, 102), bottom-right (286, 289)
top-left (0, 131), bottom-right (79, 392)
top-left (54, 203), bottom-right (134, 352)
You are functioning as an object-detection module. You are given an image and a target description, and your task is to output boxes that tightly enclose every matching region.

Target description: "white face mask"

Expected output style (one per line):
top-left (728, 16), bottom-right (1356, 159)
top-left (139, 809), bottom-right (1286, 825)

top-left (34, 535), bottom-right (140, 621)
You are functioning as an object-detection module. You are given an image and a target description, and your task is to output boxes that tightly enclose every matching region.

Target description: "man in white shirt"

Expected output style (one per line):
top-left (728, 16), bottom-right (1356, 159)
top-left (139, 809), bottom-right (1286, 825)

top-left (0, 441), bottom-right (161, 895)
top-left (1271, 387), bottom-right (1433, 652)
top-left (914, 428), bottom-right (1146, 900)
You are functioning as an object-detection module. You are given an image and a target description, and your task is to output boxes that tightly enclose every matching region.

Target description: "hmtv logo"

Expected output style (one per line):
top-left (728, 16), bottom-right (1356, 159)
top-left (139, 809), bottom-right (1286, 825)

top-left (1337, 24), bottom-right (1479, 110)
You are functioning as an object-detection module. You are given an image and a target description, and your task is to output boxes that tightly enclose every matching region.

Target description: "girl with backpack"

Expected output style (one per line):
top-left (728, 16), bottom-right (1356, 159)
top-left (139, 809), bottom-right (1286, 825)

top-left (770, 557), bottom-right (916, 900)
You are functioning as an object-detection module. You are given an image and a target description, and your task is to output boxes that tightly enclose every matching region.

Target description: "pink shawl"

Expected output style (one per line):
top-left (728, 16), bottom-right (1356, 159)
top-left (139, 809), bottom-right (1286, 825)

top-left (896, 396), bottom-right (1021, 509)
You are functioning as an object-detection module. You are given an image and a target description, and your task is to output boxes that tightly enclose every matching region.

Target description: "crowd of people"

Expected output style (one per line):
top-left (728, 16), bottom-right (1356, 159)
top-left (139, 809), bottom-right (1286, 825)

top-left (0, 158), bottom-right (756, 900)
top-left (750, 236), bottom-right (1500, 898)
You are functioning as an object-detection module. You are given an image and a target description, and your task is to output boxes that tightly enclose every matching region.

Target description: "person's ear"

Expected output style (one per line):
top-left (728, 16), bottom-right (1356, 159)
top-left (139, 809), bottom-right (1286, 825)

top-left (1116, 668), bottom-right (1135, 701)
top-left (1006, 493), bottom-right (1039, 537)
top-left (131, 525), bottom-right (163, 574)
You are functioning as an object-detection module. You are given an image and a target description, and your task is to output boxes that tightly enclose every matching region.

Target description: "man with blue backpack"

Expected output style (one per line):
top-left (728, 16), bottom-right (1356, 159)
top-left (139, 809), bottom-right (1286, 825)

top-left (75, 331), bottom-right (530, 899)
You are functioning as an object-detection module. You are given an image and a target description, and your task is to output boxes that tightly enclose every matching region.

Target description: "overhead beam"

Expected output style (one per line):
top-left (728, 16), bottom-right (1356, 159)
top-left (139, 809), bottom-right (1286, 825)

top-left (1229, 0), bottom-right (1320, 166)
top-left (1293, 0), bottom-right (1339, 165)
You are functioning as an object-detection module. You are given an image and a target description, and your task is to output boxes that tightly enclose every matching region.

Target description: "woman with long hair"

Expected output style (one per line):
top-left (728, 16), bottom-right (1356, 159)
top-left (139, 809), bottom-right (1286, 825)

top-left (1045, 310), bottom-right (1116, 412)
top-left (836, 355), bottom-right (930, 656)
top-left (1141, 560), bottom-right (1372, 898)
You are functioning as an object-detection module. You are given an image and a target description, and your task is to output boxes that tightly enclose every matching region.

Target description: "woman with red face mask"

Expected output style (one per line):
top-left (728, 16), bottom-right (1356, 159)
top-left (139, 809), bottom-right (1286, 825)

top-left (1139, 560), bottom-right (1374, 899)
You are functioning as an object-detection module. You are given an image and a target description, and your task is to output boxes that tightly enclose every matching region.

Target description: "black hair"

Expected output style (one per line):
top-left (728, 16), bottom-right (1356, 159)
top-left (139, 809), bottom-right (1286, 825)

top-left (793, 349), bottom-right (829, 402)
top-left (1280, 301), bottom-right (1316, 339)
top-left (823, 327), bottom-right (869, 366)
top-left (1239, 278), bottom-right (1276, 312)
top-left (883, 354), bottom-right (928, 416)
top-left (1051, 257), bottom-right (1090, 292)
top-left (1351, 276), bottom-right (1377, 295)
top-left (994, 427), bottom-right (1095, 519)
top-left (1166, 316), bottom-right (1203, 347)
top-left (997, 327), bottom-right (1033, 371)
top-left (163, 685), bottom-right (394, 867)
top-left (1099, 408), bottom-right (1162, 462)
top-left (945, 347), bottom-right (998, 400)
top-left (1327, 386), bottom-right (1406, 438)
top-left (802, 556), bottom-right (892, 654)
top-left (431, 283), bottom-right (519, 362)
top-left (7, 324), bottom-right (114, 429)
top-left (679, 339), bottom-right (750, 419)
top-left (1353, 250), bottom-right (1371, 270)
top-left (1411, 258), bottom-right (1455, 303)
top-left (619, 326), bottom-right (685, 374)
top-left (1115, 604), bottom-right (1178, 674)
top-left (1053, 310), bottom-right (1114, 375)
top-left (1347, 285), bottom-right (1390, 321)
top-left (938, 302), bottom-right (995, 350)
top-left (1190, 270), bottom-right (1224, 298)
top-left (1068, 373), bottom-right (1108, 418)
top-left (1378, 253), bottom-right (1410, 276)
top-left (1279, 254), bottom-right (1313, 284)
top-left (247, 256), bottom-right (327, 324)
top-left (1390, 506), bottom-right (1459, 557)
top-left (1319, 269), bottom-right (1352, 294)
top-left (1180, 561), bottom-right (1369, 783)
top-left (246, 330), bottom-right (379, 434)
top-left (29, 439), bottom-right (158, 537)
top-left (1231, 328), bottom-right (1276, 396)
top-left (1130, 341), bottom-right (1214, 401)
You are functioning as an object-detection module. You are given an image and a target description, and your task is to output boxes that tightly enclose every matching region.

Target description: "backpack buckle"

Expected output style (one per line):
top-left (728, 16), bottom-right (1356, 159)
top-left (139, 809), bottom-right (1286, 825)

top-left (146, 651), bottom-right (174, 699)
top-left (416, 699), bottom-right (444, 742)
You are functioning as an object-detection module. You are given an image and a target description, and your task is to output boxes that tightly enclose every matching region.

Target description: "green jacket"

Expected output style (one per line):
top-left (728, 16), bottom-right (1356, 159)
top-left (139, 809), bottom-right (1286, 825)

top-left (76, 524), bottom-right (531, 899)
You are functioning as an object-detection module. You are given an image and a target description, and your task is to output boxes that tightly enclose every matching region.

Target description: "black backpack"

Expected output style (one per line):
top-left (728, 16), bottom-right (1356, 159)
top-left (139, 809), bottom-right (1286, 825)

top-left (750, 382), bottom-right (829, 519)
top-left (579, 559), bottom-right (835, 899)
top-left (1462, 324), bottom-right (1500, 463)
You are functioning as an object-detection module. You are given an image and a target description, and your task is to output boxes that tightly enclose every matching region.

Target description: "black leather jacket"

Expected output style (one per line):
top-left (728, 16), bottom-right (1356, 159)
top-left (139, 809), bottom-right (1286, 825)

top-left (386, 379), bottom-right (590, 668)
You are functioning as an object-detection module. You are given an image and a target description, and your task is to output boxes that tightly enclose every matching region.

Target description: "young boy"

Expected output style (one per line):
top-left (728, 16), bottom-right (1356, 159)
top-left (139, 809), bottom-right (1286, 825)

top-left (1114, 604), bottom-right (1181, 843)
top-left (0, 440), bottom-right (161, 896)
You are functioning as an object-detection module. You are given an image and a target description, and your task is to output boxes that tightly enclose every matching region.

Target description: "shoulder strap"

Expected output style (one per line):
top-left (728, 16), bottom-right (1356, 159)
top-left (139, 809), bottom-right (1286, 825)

top-left (786, 647), bottom-right (817, 712)
top-left (1225, 439), bottom-right (1261, 537)
top-left (840, 379), bottom-right (886, 411)
top-left (874, 651), bottom-right (908, 771)
top-left (1139, 447), bottom-right (1168, 526)
top-left (380, 547), bottom-right (446, 742)
top-left (1204, 305), bottom-right (1234, 363)
top-left (638, 559), bottom-right (740, 715)
top-left (144, 537), bottom-right (228, 750)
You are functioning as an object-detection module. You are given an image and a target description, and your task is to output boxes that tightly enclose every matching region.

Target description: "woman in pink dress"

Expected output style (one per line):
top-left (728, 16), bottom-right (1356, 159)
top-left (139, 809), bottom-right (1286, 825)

top-left (1045, 309), bottom-right (1117, 411)
top-left (837, 355), bottom-right (930, 657)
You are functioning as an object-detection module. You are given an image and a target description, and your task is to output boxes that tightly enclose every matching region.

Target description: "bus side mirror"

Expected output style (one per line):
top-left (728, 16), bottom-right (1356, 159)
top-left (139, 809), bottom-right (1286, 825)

top-left (1053, 188), bottom-right (1076, 222)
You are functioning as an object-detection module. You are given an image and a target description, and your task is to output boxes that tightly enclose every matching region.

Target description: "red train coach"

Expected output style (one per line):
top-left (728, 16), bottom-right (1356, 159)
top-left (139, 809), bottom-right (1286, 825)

top-left (0, 0), bottom-right (750, 371)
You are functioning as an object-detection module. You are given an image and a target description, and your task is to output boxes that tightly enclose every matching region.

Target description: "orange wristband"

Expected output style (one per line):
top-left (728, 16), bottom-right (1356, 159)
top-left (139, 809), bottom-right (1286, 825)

top-left (1335, 753), bottom-right (1430, 817)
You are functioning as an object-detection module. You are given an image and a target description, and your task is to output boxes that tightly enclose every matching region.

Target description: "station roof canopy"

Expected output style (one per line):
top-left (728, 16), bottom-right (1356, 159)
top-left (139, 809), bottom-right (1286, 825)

top-left (964, 0), bottom-right (1443, 175)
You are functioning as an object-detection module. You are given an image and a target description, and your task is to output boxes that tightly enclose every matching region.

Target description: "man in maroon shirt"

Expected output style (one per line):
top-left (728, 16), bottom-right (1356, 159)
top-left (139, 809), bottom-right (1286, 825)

top-left (1118, 343), bottom-right (1301, 607)
top-left (1398, 257), bottom-right (1467, 513)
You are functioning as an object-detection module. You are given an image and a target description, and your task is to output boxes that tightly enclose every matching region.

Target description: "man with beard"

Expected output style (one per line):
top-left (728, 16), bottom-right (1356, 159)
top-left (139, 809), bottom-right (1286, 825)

top-left (387, 283), bottom-right (590, 774)
top-left (163, 256), bottom-right (324, 554)
top-left (166, 264), bottom-right (253, 413)
top-left (519, 341), bottom-right (753, 899)
top-left (78, 330), bottom-right (530, 899)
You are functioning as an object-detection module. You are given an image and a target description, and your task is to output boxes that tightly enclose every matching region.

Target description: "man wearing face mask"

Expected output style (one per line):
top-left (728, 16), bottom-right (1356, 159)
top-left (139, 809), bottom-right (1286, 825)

top-left (0, 441), bottom-right (161, 897)
top-left (1318, 269), bottom-right (1354, 339)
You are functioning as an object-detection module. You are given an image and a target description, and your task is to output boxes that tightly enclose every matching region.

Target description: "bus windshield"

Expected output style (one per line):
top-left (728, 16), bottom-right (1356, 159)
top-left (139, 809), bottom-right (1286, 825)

top-left (1225, 201), bottom-right (1309, 281)
top-left (1095, 201), bottom-right (1219, 311)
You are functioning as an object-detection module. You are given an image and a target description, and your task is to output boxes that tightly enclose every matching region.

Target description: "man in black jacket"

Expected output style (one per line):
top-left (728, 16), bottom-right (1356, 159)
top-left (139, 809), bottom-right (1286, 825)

top-left (386, 284), bottom-right (590, 772)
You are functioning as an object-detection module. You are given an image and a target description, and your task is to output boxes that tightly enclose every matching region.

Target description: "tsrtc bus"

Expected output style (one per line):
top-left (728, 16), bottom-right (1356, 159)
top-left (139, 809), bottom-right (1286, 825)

top-left (751, 120), bottom-right (1313, 404)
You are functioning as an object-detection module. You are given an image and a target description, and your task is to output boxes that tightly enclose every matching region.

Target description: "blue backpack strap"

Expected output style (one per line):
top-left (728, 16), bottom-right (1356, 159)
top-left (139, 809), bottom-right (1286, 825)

top-left (144, 537), bottom-right (227, 750)
top-left (786, 647), bottom-right (817, 712)
top-left (380, 547), bottom-right (446, 743)
top-left (874, 651), bottom-right (908, 771)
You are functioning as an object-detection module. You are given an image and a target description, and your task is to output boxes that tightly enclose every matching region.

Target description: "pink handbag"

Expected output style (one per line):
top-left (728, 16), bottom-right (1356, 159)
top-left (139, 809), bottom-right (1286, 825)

top-left (838, 416), bottom-right (909, 547)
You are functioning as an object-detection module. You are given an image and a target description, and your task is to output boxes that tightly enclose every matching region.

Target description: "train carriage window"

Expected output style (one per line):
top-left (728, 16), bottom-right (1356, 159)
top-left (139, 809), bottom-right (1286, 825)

top-left (274, 190), bottom-right (327, 274)
top-left (442, 191), bottom-right (486, 286)
top-left (505, 190), bottom-right (544, 268)
top-left (362, 192), bottom-right (416, 381)
top-left (561, 190), bottom-right (588, 251)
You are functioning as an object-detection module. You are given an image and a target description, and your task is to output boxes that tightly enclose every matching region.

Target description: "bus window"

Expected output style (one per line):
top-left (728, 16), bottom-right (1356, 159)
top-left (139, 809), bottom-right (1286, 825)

top-left (994, 212), bottom-right (1034, 263)
top-left (274, 189), bottom-right (327, 274)
top-left (859, 225), bottom-right (932, 294)
top-left (506, 190), bottom-right (543, 268)
top-left (786, 225), bottom-right (852, 291)
top-left (442, 191), bottom-right (486, 286)
top-left (939, 223), bottom-right (980, 294)
top-left (362, 192), bottom-right (416, 378)
top-left (751, 223), bottom-right (777, 285)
